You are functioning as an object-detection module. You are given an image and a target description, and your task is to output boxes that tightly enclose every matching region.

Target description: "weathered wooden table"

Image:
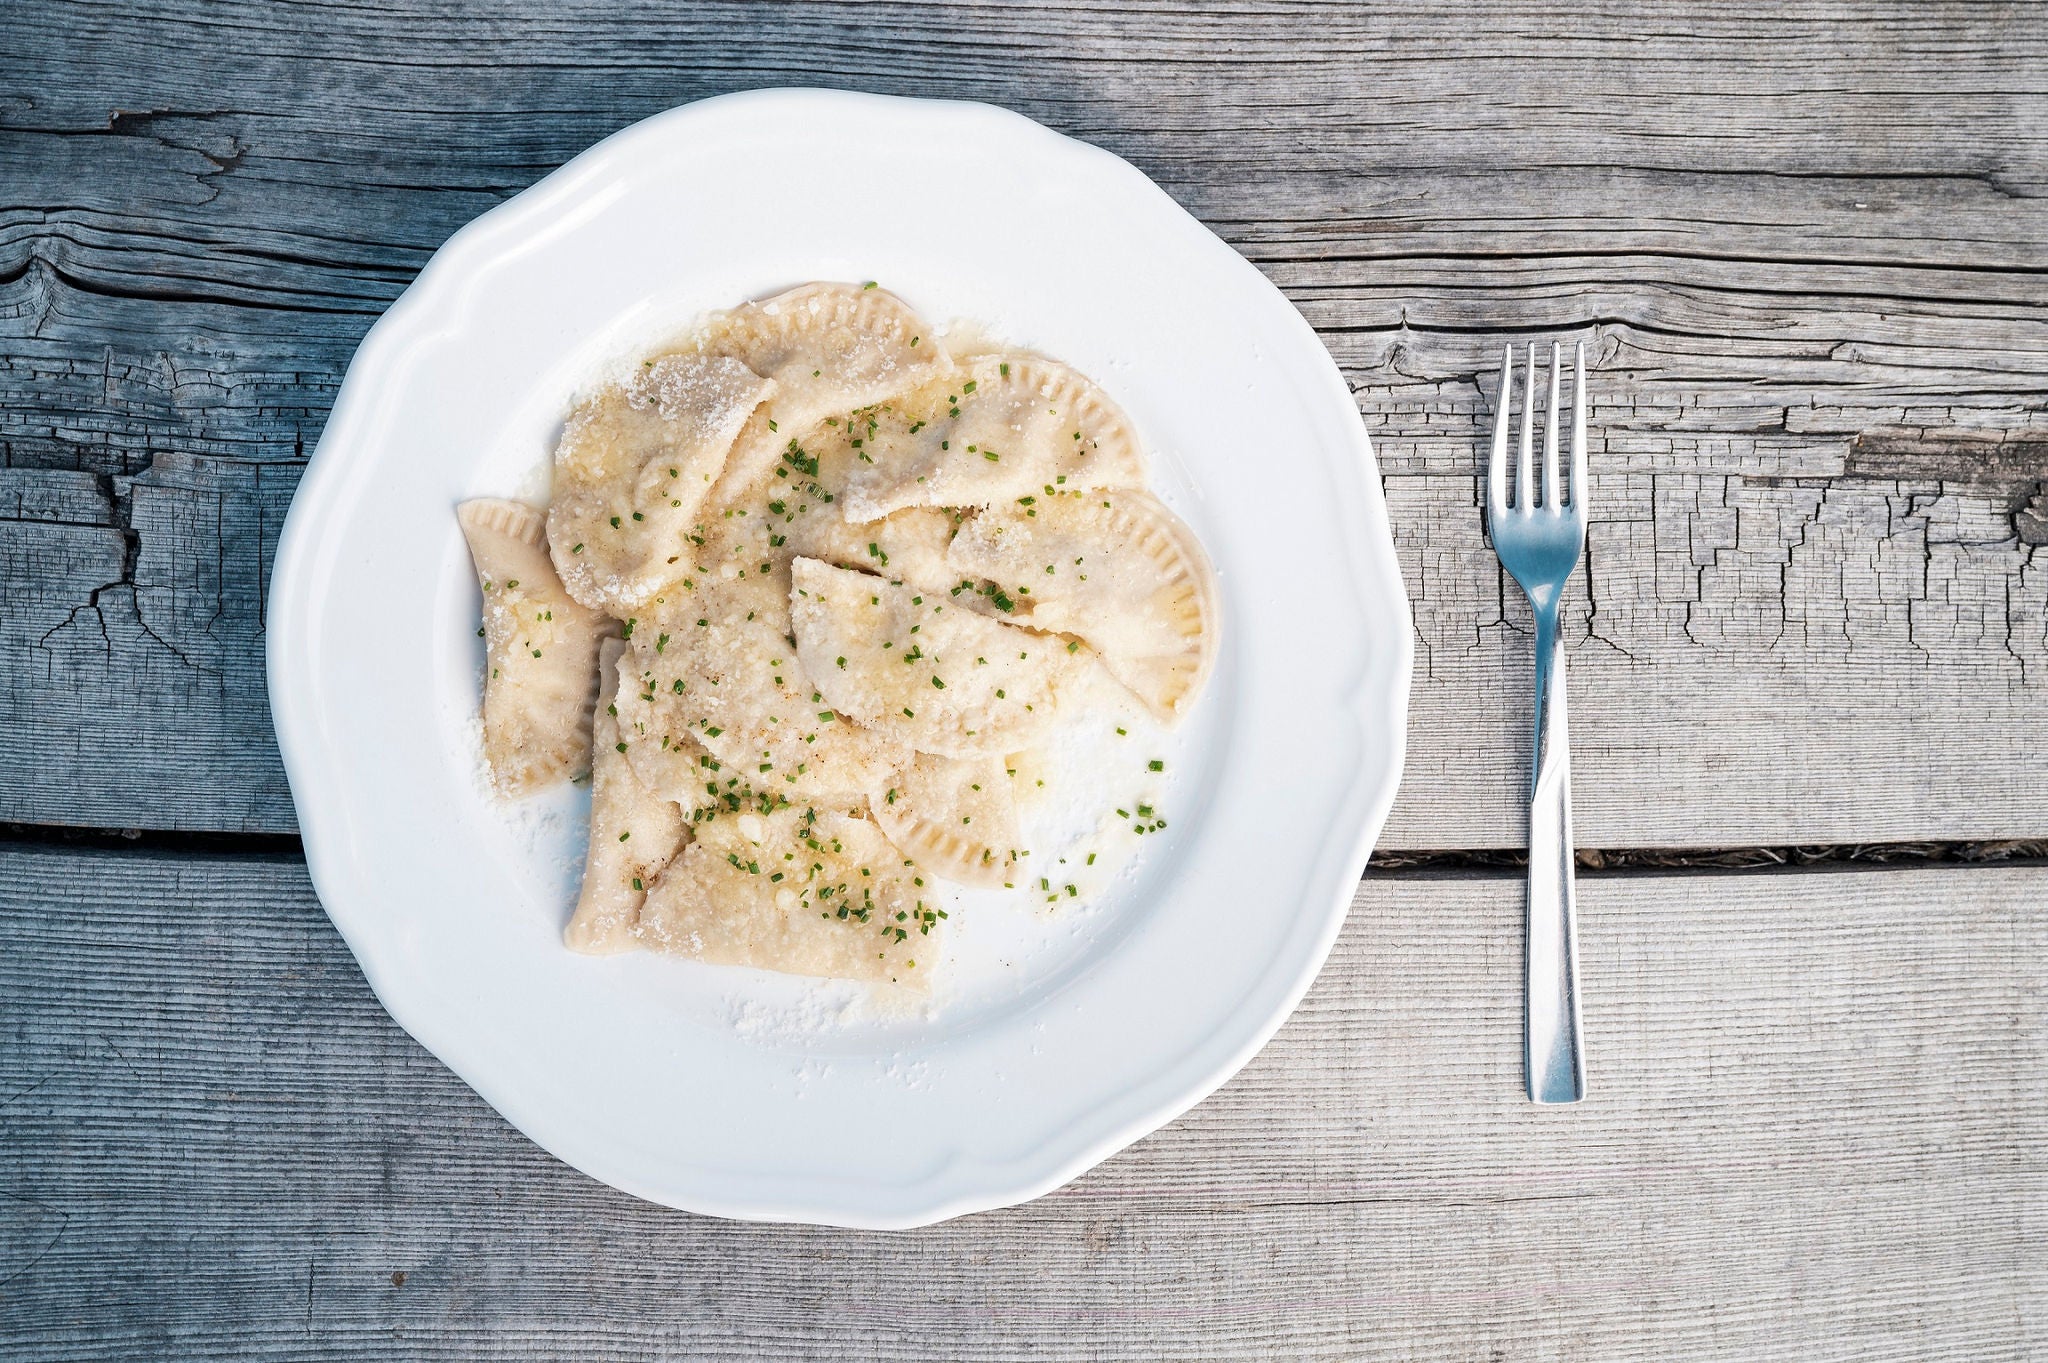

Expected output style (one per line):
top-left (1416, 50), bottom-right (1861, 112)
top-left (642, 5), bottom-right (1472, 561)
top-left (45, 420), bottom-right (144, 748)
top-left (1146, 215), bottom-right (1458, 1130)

top-left (5, 3), bottom-right (2044, 1357)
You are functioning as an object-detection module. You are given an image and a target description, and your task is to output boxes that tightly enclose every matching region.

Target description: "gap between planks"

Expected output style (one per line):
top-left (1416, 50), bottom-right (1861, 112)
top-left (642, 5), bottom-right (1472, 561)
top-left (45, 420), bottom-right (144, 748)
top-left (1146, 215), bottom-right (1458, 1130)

top-left (2, 821), bottom-right (2043, 877)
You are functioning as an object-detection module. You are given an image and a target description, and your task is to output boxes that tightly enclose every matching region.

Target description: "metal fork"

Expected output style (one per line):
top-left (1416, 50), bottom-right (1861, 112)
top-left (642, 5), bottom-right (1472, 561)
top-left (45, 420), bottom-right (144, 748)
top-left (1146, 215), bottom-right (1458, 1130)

top-left (1487, 342), bottom-right (1589, 1105)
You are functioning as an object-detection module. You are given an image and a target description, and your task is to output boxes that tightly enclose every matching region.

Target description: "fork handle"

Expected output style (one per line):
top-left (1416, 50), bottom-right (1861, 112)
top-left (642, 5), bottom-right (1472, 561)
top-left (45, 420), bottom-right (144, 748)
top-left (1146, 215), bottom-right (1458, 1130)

top-left (1527, 608), bottom-right (1587, 1103)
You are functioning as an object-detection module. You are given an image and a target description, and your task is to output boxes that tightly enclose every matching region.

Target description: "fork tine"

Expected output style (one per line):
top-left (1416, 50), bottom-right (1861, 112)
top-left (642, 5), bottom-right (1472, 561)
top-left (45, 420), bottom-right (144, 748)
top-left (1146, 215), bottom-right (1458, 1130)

top-left (1516, 343), bottom-right (1534, 513)
top-left (1541, 341), bottom-right (1561, 510)
top-left (1571, 341), bottom-right (1588, 511)
top-left (1489, 345), bottom-right (1512, 517)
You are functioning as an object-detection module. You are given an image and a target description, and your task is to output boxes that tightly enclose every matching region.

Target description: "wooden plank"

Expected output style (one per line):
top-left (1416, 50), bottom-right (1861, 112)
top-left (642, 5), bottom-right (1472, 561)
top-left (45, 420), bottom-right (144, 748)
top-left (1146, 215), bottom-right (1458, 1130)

top-left (1, 844), bottom-right (2040, 1359)
top-left (1364, 329), bottom-right (2048, 848)
top-left (3, 0), bottom-right (2045, 841)
top-left (0, 461), bottom-right (293, 832)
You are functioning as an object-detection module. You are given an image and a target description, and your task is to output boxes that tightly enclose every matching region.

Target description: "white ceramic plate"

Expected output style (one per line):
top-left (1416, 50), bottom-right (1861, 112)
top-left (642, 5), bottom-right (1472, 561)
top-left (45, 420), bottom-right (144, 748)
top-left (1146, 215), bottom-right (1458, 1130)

top-left (268, 90), bottom-right (1412, 1229)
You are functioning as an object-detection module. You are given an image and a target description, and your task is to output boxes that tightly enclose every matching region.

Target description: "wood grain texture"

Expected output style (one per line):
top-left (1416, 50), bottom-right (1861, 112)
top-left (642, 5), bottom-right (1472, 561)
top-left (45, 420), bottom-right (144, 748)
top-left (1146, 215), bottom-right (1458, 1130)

top-left (0, 461), bottom-right (293, 831)
top-left (0, 844), bottom-right (2041, 1360)
top-left (8, 9), bottom-right (2045, 1359)
top-left (4, 0), bottom-right (2046, 841)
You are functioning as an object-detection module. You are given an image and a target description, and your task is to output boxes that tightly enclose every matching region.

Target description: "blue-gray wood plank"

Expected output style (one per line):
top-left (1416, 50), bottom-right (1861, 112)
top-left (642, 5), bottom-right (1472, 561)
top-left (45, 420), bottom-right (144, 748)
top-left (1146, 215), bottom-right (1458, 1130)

top-left (1, 847), bottom-right (2041, 1360)
top-left (4, 0), bottom-right (2046, 844)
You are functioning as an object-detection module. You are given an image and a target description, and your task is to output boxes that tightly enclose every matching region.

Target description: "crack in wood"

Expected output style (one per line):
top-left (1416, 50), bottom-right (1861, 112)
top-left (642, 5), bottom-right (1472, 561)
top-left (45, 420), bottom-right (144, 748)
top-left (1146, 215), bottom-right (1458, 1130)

top-left (2016, 493), bottom-right (2048, 546)
top-left (1, 459), bottom-right (293, 830)
top-left (2, 819), bottom-right (2041, 878)
top-left (1370, 839), bottom-right (2048, 872)
top-left (0, 1191), bottom-right (69, 1292)
top-left (1847, 433), bottom-right (2048, 491)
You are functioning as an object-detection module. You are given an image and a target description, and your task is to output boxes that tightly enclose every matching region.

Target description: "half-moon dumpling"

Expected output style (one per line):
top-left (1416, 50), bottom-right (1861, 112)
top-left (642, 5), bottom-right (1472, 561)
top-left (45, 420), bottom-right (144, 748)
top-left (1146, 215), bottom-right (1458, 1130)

top-left (946, 489), bottom-right (1218, 720)
top-left (638, 807), bottom-right (941, 988)
top-left (565, 639), bottom-right (688, 955)
top-left (548, 352), bottom-right (773, 613)
top-left (828, 354), bottom-right (1146, 522)
top-left (627, 584), bottom-right (905, 804)
top-left (789, 557), bottom-right (1073, 758)
top-left (699, 283), bottom-right (948, 439)
top-left (457, 497), bottom-right (615, 793)
top-left (873, 754), bottom-right (1022, 888)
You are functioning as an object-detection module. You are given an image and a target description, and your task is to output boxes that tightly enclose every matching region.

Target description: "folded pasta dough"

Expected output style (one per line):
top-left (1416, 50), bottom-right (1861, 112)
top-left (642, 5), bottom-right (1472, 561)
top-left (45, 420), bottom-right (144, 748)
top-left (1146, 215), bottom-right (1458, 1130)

top-left (707, 416), bottom-right (965, 598)
top-left (467, 283), bottom-right (1230, 989)
top-left (457, 498), bottom-right (614, 793)
top-left (825, 354), bottom-right (1145, 522)
top-left (947, 489), bottom-right (1218, 720)
top-left (789, 557), bottom-right (1072, 759)
top-left (609, 654), bottom-right (722, 814)
top-left (548, 352), bottom-right (773, 613)
top-left (778, 503), bottom-right (964, 600)
top-left (565, 639), bottom-right (688, 954)
top-left (627, 575), bottom-right (904, 804)
top-left (639, 807), bottom-right (941, 988)
top-left (699, 282), bottom-right (949, 444)
top-left (873, 753), bottom-right (1022, 888)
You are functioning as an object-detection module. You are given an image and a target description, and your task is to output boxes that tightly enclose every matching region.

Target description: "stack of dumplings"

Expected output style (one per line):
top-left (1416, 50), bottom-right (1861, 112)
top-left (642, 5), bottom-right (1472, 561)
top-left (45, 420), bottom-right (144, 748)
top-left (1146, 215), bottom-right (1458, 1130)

top-left (458, 283), bottom-right (1218, 989)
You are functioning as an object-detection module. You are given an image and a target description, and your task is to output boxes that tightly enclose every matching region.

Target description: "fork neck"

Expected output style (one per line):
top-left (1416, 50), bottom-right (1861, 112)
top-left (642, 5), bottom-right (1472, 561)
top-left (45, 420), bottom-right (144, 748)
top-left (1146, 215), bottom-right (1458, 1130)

top-left (1528, 598), bottom-right (1566, 786)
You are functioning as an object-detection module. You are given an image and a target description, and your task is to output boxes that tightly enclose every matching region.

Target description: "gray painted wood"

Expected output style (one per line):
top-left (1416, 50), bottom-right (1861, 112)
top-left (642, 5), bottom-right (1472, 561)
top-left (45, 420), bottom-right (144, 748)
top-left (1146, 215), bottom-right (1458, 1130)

top-left (1, 845), bottom-right (2040, 1359)
top-left (2, 1), bottom-right (2046, 843)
